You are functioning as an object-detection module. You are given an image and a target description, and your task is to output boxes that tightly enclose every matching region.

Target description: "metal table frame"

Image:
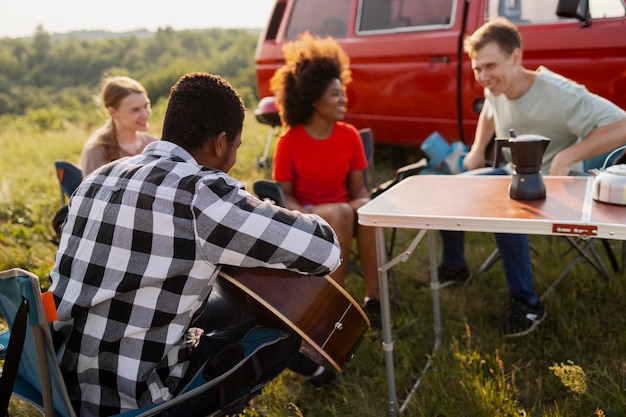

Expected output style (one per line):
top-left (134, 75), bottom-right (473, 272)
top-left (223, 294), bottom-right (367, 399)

top-left (358, 175), bottom-right (626, 416)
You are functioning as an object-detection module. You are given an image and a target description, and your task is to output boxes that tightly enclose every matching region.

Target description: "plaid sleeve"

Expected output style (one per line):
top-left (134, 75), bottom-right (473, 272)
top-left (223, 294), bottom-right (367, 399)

top-left (192, 175), bottom-right (341, 276)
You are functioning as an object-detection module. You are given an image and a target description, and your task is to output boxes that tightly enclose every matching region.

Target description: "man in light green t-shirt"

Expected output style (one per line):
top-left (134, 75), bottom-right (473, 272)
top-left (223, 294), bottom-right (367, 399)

top-left (476, 67), bottom-right (625, 174)
top-left (438, 17), bottom-right (626, 338)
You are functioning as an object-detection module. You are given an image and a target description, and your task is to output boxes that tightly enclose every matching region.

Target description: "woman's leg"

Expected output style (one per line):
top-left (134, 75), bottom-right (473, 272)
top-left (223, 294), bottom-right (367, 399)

top-left (350, 198), bottom-right (379, 300)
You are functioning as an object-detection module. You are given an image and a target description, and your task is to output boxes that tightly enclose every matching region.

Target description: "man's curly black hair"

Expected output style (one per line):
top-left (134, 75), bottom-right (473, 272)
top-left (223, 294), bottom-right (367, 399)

top-left (162, 72), bottom-right (245, 151)
top-left (270, 33), bottom-right (351, 128)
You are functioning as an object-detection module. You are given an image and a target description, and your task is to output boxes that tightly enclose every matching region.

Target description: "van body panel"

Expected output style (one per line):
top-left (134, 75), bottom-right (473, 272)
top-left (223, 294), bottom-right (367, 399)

top-left (256, 0), bottom-right (626, 147)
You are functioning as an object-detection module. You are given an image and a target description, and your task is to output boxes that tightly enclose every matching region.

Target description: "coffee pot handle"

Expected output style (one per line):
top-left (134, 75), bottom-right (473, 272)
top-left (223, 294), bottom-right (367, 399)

top-left (493, 138), bottom-right (509, 168)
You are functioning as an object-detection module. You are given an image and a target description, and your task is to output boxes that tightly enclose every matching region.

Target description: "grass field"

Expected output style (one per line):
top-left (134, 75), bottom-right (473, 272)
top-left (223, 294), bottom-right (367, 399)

top-left (1, 106), bottom-right (626, 416)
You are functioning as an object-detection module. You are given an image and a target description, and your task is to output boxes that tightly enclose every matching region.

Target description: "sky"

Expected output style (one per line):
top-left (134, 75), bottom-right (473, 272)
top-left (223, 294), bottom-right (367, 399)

top-left (0, 0), bottom-right (276, 38)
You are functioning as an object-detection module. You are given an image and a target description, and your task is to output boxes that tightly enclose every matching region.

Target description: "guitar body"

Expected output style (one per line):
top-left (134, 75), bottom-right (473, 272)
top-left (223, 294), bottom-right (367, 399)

top-left (217, 265), bottom-right (370, 372)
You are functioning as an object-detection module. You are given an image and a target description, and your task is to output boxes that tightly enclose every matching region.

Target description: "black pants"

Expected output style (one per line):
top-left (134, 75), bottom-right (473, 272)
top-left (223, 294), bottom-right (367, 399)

top-left (160, 324), bottom-right (300, 417)
top-left (157, 282), bottom-right (301, 417)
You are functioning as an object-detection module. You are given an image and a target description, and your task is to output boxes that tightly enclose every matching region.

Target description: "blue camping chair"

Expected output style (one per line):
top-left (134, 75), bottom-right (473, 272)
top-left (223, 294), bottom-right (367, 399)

top-left (53, 161), bottom-right (83, 205)
top-left (51, 161), bottom-right (82, 244)
top-left (0, 268), bottom-right (289, 417)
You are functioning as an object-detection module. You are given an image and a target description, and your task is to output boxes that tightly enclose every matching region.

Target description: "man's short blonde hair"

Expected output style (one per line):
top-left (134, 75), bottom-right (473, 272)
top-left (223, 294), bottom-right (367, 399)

top-left (463, 17), bottom-right (522, 57)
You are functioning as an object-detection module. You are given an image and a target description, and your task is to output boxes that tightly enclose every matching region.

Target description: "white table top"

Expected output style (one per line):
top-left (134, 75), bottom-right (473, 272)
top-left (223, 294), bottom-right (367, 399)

top-left (358, 175), bottom-right (626, 240)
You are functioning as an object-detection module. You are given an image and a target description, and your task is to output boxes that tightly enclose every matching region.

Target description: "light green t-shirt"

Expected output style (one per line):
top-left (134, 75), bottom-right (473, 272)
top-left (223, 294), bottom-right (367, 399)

top-left (484, 66), bottom-right (626, 174)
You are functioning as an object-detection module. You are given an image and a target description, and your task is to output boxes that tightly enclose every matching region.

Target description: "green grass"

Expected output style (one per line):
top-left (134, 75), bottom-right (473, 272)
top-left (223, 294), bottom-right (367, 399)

top-left (1, 111), bottom-right (625, 416)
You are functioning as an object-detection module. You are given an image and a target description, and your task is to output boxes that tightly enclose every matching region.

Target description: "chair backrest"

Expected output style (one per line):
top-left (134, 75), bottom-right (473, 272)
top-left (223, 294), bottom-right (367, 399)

top-left (253, 180), bottom-right (289, 208)
top-left (54, 161), bottom-right (83, 204)
top-left (371, 158), bottom-right (428, 199)
top-left (0, 268), bottom-right (76, 417)
top-left (359, 128), bottom-right (377, 189)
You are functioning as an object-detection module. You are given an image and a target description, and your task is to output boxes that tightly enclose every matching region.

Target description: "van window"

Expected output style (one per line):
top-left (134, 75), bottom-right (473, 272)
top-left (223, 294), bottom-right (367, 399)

top-left (487, 0), bottom-right (625, 23)
top-left (589, 0), bottom-right (625, 18)
top-left (286, 0), bottom-right (352, 39)
top-left (357, 0), bottom-right (455, 33)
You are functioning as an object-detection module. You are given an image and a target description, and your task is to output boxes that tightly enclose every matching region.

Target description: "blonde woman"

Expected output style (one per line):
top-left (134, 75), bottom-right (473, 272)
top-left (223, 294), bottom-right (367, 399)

top-left (81, 76), bottom-right (157, 176)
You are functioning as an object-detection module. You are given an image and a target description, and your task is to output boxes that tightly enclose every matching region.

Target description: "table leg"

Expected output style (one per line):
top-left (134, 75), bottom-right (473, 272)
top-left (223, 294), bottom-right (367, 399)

top-left (376, 226), bottom-right (399, 416)
top-left (376, 228), bottom-right (436, 416)
top-left (428, 230), bottom-right (442, 351)
top-left (375, 227), bottom-right (441, 417)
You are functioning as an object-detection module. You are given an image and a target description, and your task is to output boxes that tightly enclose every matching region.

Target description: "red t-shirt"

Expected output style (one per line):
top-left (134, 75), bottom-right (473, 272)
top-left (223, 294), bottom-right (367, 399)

top-left (273, 122), bottom-right (367, 206)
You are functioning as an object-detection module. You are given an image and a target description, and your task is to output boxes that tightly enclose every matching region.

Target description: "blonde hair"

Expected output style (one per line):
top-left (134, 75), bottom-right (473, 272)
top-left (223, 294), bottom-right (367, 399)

top-left (463, 17), bottom-right (522, 58)
top-left (90, 76), bottom-right (148, 162)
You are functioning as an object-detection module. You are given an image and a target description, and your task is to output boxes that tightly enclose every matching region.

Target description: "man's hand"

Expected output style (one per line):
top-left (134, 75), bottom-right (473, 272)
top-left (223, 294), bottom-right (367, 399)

top-left (185, 327), bottom-right (204, 352)
top-left (550, 151), bottom-right (572, 176)
top-left (463, 148), bottom-right (486, 171)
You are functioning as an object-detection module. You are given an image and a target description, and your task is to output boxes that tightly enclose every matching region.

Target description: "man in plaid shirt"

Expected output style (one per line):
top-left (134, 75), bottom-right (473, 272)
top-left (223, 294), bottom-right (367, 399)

top-left (49, 72), bottom-right (342, 416)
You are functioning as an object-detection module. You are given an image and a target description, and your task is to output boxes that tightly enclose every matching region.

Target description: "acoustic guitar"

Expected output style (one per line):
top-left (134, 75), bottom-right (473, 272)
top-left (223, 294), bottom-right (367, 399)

top-left (217, 265), bottom-right (371, 372)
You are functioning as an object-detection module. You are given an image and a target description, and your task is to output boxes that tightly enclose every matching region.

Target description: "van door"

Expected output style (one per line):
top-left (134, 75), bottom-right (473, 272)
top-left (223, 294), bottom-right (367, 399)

top-left (256, 0), bottom-right (477, 147)
top-left (348, 0), bottom-right (470, 146)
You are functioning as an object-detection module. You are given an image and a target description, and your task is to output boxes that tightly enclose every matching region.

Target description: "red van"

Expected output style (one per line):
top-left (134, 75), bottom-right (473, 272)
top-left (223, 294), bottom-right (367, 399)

top-left (255, 0), bottom-right (626, 147)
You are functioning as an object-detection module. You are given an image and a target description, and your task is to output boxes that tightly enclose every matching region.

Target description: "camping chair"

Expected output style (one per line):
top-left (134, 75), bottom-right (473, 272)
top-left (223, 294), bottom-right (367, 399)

top-left (52, 161), bottom-right (83, 244)
top-left (0, 268), bottom-right (290, 417)
top-left (53, 161), bottom-right (83, 205)
top-left (359, 128), bottom-right (377, 189)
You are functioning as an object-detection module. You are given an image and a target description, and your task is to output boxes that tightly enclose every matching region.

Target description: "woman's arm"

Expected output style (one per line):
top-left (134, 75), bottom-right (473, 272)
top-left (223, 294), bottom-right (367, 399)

top-left (348, 170), bottom-right (370, 201)
top-left (278, 181), bottom-right (309, 212)
top-left (347, 169), bottom-right (371, 212)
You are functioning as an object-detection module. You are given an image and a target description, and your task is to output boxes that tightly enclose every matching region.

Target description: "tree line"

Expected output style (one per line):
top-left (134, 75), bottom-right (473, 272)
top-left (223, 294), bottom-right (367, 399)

top-left (0, 26), bottom-right (261, 129)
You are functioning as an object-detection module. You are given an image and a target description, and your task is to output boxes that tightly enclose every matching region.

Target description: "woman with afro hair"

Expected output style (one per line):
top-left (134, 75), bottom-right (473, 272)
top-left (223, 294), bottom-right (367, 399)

top-left (271, 33), bottom-right (381, 329)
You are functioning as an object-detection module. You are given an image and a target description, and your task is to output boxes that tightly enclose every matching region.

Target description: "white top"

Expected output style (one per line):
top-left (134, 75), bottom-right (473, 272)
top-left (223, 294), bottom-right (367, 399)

top-left (484, 66), bottom-right (626, 174)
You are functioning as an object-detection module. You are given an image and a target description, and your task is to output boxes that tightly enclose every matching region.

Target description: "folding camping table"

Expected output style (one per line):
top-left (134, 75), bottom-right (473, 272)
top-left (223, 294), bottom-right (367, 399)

top-left (357, 175), bottom-right (626, 416)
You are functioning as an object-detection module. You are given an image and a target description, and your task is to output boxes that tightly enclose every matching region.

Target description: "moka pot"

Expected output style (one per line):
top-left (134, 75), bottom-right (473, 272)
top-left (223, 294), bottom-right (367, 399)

top-left (494, 132), bottom-right (551, 200)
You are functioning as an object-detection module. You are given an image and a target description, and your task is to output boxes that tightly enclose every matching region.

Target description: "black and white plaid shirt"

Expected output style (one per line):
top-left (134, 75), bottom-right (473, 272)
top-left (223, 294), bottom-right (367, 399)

top-left (49, 141), bottom-right (341, 415)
